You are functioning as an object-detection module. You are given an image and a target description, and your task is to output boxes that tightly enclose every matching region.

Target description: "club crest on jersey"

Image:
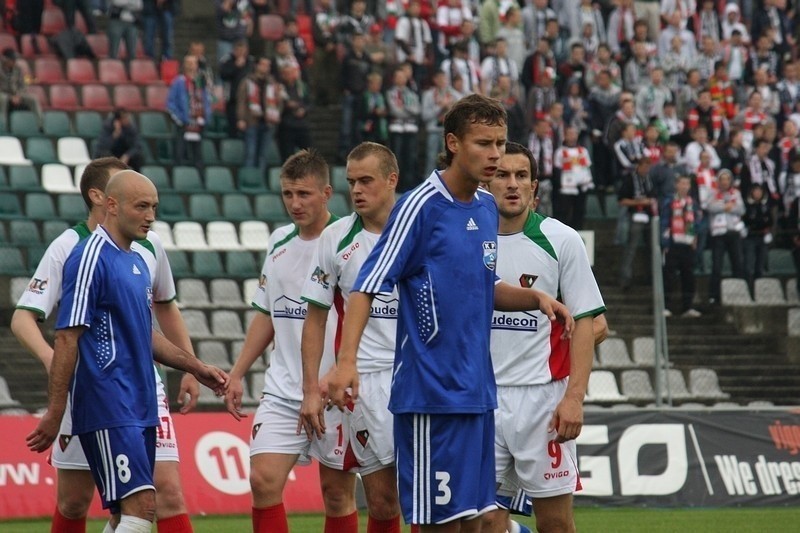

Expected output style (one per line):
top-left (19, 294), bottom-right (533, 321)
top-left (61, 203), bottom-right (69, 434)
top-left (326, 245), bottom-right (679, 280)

top-left (519, 274), bottom-right (538, 288)
top-left (59, 434), bottom-right (73, 452)
top-left (483, 241), bottom-right (497, 271)
top-left (252, 423), bottom-right (262, 440)
top-left (310, 266), bottom-right (331, 290)
top-left (356, 429), bottom-right (370, 448)
top-left (27, 277), bottom-right (48, 295)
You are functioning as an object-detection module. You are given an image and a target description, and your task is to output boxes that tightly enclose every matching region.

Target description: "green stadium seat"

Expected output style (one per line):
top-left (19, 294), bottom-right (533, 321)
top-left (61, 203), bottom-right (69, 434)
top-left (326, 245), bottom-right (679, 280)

top-left (0, 221), bottom-right (7, 243)
top-left (225, 251), bottom-right (259, 278)
top-left (0, 166), bottom-right (7, 189)
top-left (585, 193), bottom-right (604, 219)
top-left (9, 167), bottom-right (41, 191)
top-left (331, 166), bottom-right (348, 193)
top-left (254, 193), bottom-right (289, 223)
top-left (768, 249), bottom-right (796, 275)
top-left (205, 166), bottom-right (235, 193)
top-left (189, 194), bottom-right (222, 221)
top-left (605, 195), bottom-right (620, 218)
top-left (237, 167), bottom-right (268, 193)
top-left (0, 246), bottom-right (28, 276)
top-left (43, 220), bottom-right (70, 242)
top-left (25, 193), bottom-right (57, 220)
top-left (328, 193), bottom-right (350, 217)
top-left (9, 220), bottom-right (42, 245)
top-left (138, 111), bottom-right (173, 140)
top-left (74, 111), bottom-right (103, 140)
top-left (219, 138), bottom-right (246, 166)
top-left (0, 193), bottom-right (23, 219)
top-left (10, 111), bottom-right (41, 138)
top-left (26, 137), bottom-right (58, 165)
top-left (204, 113), bottom-right (228, 140)
top-left (222, 194), bottom-right (255, 221)
top-left (166, 250), bottom-right (191, 277)
top-left (27, 244), bottom-right (47, 271)
top-left (154, 138), bottom-right (174, 165)
top-left (141, 165), bottom-right (171, 191)
top-left (201, 139), bottom-right (220, 166)
top-left (172, 166), bottom-right (205, 192)
top-left (193, 251), bottom-right (225, 278)
top-left (156, 193), bottom-right (187, 222)
top-left (268, 167), bottom-right (281, 191)
top-left (43, 111), bottom-right (72, 137)
top-left (58, 194), bottom-right (87, 222)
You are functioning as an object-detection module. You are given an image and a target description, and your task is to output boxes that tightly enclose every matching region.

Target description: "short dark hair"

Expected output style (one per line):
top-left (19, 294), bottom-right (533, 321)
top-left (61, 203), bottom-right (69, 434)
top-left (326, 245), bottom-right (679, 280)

top-left (80, 157), bottom-right (130, 209)
top-left (505, 141), bottom-right (538, 184)
top-left (280, 148), bottom-right (330, 186)
top-left (348, 142), bottom-right (399, 177)
top-left (443, 94), bottom-right (507, 165)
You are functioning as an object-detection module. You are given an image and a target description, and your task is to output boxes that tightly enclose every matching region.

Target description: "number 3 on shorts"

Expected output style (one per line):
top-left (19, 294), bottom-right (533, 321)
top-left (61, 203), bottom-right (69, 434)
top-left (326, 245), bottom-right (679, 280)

top-left (435, 471), bottom-right (452, 505)
top-left (116, 454), bottom-right (131, 483)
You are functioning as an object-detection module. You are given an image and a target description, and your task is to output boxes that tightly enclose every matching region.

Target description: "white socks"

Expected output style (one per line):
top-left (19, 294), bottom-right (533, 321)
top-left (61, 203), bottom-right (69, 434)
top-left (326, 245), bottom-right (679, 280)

top-left (115, 515), bottom-right (153, 533)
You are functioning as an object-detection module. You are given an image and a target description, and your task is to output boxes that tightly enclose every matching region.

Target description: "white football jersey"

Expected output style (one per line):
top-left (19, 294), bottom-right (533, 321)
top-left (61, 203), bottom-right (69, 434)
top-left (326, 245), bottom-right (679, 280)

top-left (252, 223), bottom-right (338, 401)
top-left (491, 212), bottom-right (605, 386)
top-left (301, 214), bottom-right (398, 374)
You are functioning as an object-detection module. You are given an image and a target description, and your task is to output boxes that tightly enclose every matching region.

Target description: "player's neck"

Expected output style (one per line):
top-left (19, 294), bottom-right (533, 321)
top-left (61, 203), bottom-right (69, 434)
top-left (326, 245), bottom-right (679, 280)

top-left (440, 168), bottom-right (479, 202)
top-left (86, 211), bottom-right (104, 231)
top-left (298, 211), bottom-right (332, 240)
top-left (498, 210), bottom-right (528, 234)
top-left (100, 223), bottom-right (133, 251)
top-left (361, 203), bottom-right (394, 234)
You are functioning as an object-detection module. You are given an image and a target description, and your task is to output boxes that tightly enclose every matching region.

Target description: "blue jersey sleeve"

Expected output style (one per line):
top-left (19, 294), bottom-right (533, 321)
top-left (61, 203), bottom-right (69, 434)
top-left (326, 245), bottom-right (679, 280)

top-left (56, 238), bottom-right (105, 330)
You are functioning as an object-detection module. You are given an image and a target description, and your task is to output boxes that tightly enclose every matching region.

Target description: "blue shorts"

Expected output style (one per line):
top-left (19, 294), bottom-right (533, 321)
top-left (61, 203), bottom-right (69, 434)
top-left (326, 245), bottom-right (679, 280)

top-left (79, 426), bottom-right (156, 513)
top-left (496, 489), bottom-right (533, 516)
top-left (395, 411), bottom-right (496, 525)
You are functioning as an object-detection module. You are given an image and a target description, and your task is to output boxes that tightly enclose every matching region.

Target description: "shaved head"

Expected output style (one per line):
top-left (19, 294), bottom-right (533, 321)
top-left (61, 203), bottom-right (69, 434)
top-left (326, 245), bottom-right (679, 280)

top-left (105, 170), bottom-right (159, 248)
top-left (106, 170), bottom-right (156, 200)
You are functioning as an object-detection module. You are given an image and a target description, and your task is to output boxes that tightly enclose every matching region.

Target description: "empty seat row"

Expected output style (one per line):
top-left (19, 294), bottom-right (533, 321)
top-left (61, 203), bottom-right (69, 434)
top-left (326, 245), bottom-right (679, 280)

top-left (3, 110), bottom-right (175, 142)
top-left (23, 57), bottom-right (162, 86)
top-left (177, 278), bottom-right (259, 309)
top-left (586, 368), bottom-right (729, 404)
top-left (0, 191), bottom-right (87, 222)
top-left (181, 309), bottom-right (258, 341)
top-left (0, 136), bottom-right (90, 166)
top-left (595, 336), bottom-right (661, 368)
top-left (166, 249), bottom-right (263, 279)
top-left (23, 83), bottom-right (168, 113)
top-left (153, 220), bottom-right (270, 252)
top-left (722, 277), bottom-right (796, 306)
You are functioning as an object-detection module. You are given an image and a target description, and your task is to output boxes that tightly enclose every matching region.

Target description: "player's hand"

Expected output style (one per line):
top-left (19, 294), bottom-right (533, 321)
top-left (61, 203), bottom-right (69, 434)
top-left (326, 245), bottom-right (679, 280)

top-left (177, 372), bottom-right (200, 414)
top-left (194, 364), bottom-right (229, 396)
top-left (328, 361), bottom-right (359, 411)
top-left (224, 376), bottom-right (247, 421)
top-left (26, 408), bottom-right (63, 453)
top-left (548, 396), bottom-right (584, 443)
top-left (297, 387), bottom-right (326, 441)
top-left (536, 291), bottom-right (574, 339)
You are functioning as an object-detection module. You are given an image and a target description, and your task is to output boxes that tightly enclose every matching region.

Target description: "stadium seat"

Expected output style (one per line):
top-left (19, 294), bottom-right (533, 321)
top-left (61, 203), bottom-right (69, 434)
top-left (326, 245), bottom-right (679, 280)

top-left (172, 166), bottom-right (205, 192)
top-left (9, 111), bottom-right (41, 138)
top-left (597, 338), bottom-right (635, 368)
top-left (254, 193), bottom-right (289, 223)
top-left (9, 167), bottom-right (40, 191)
top-left (166, 250), bottom-right (191, 277)
top-left (632, 337), bottom-right (656, 367)
top-left (9, 276), bottom-right (30, 305)
top-left (754, 278), bottom-right (786, 305)
top-left (689, 368), bottom-right (730, 399)
top-left (156, 193), bottom-right (186, 222)
top-left (267, 166), bottom-right (281, 191)
top-left (49, 84), bottom-right (80, 111)
top-left (58, 194), bottom-right (87, 222)
top-left (219, 138), bottom-right (246, 166)
top-left (113, 84), bottom-right (146, 111)
top-left (586, 370), bottom-right (627, 402)
top-left (768, 249), bottom-right (795, 275)
top-left (42, 164), bottom-right (79, 193)
top-left (57, 137), bottom-right (91, 166)
top-left (657, 369), bottom-right (692, 401)
top-left (43, 110), bottom-right (72, 137)
top-left (259, 15), bottom-right (286, 40)
top-left (0, 375), bottom-right (21, 407)
top-left (328, 193), bottom-right (350, 217)
top-left (0, 33), bottom-right (17, 54)
top-left (0, 193), bottom-right (23, 220)
top-left (140, 165), bottom-right (171, 191)
top-left (242, 278), bottom-right (260, 304)
top-left (0, 247), bottom-right (27, 276)
top-left (26, 85), bottom-right (49, 110)
top-left (43, 220), bottom-right (69, 242)
top-left (118, 38), bottom-right (146, 60)
top-left (201, 139), bottom-right (221, 165)
top-left (9, 220), bottom-right (42, 245)
top-left (211, 310), bottom-right (245, 339)
top-left (81, 84), bottom-right (113, 112)
top-left (40, 7), bottom-right (68, 35)
top-left (207, 221), bottom-right (243, 250)
top-left (85, 33), bottom-right (110, 58)
top-left (226, 251), bottom-right (258, 278)
top-left (177, 278), bottom-right (211, 307)
top-left (584, 193), bottom-right (605, 219)
top-left (72, 164), bottom-right (87, 189)
top-left (205, 166), bottom-right (235, 193)
top-left (150, 220), bottom-right (175, 249)
top-left (222, 194), bottom-right (255, 222)
top-left (34, 57), bottom-right (65, 84)
top-left (138, 111), bottom-right (173, 139)
top-left (189, 194), bottom-right (222, 221)
top-left (620, 370), bottom-right (655, 402)
top-left (790, 308), bottom-right (800, 336)
top-left (237, 167), bottom-right (269, 193)
top-left (145, 85), bottom-right (169, 110)
top-left (26, 137), bottom-right (58, 164)
top-left (98, 59), bottom-right (129, 84)
top-left (20, 34), bottom-right (52, 58)
top-left (210, 279), bottom-right (245, 308)
top-left (173, 221), bottom-right (209, 250)
top-left (721, 278), bottom-right (753, 306)
top-left (197, 341), bottom-right (232, 369)
top-left (787, 280), bottom-right (798, 305)
top-left (159, 59), bottom-right (180, 84)
top-left (130, 58), bottom-right (161, 85)
top-left (0, 167), bottom-right (7, 189)
top-left (240, 221), bottom-right (270, 251)
top-left (747, 400), bottom-right (775, 408)
top-left (193, 251), bottom-right (225, 278)
top-left (331, 166), bottom-right (348, 193)
top-left (25, 192), bottom-right (57, 220)
top-left (0, 223), bottom-right (7, 243)
top-left (66, 58), bottom-right (97, 84)
top-left (74, 111), bottom-right (103, 140)
top-left (182, 309), bottom-right (213, 339)
top-left (0, 137), bottom-right (33, 165)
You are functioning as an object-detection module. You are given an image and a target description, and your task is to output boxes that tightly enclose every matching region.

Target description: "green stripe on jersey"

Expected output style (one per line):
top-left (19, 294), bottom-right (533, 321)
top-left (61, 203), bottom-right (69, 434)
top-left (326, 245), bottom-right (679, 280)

top-left (575, 306), bottom-right (607, 321)
top-left (268, 214), bottom-right (340, 255)
top-left (301, 296), bottom-right (332, 310)
top-left (523, 210), bottom-right (557, 262)
top-left (336, 215), bottom-right (364, 252)
top-left (72, 221), bottom-right (92, 240)
top-left (135, 237), bottom-right (156, 258)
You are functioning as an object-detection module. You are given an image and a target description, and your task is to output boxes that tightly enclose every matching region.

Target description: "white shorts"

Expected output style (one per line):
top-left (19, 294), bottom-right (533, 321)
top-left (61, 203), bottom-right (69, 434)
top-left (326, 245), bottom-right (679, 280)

top-left (495, 379), bottom-right (580, 499)
top-left (51, 373), bottom-right (180, 470)
top-left (250, 393), bottom-right (353, 471)
top-left (348, 369), bottom-right (394, 476)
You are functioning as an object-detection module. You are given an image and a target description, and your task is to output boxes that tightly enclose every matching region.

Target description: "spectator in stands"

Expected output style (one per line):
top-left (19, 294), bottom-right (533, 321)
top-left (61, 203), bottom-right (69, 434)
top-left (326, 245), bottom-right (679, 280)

top-left (586, 43), bottom-right (621, 89)
top-left (556, 42), bottom-right (587, 96)
top-left (562, 78), bottom-right (590, 145)
top-left (686, 90), bottom-right (724, 146)
top-left (188, 41), bottom-right (215, 92)
top-left (721, 128), bottom-right (748, 186)
top-left (355, 72), bottom-right (388, 145)
top-left (338, 31), bottom-right (372, 163)
top-left (167, 55), bottom-right (211, 170)
top-left (566, 0), bottom-right (606, 44)
top-left (142, 0), bottom-right (177, 61)
top-left (694, 35), bottom-right (721, 83)
top-left (606, 0), bottom-right (636, 60)
top-left (661, 101), bottom-right (686, 143)
top-left (708, 169), bottom-right (745, 304)
top-left (781, 149), bottom-right (800, 230)
top-left (633, 0), bottom-right (660, 41)
top-left (548, 100), bottom-right (566, 148)
top-left (395, 1), bottom-right (433, 93)
top-left (675, 68), bottom-right (702, 122)
top-left (662, 34), bottom-right (692, 93)
top-left (94, 108), bottom-right (144, 172)
top-left (709, 60), bottom-right (737, 121)
top-left (215, 0), bottom-right (251, 65)
top-left (752, 0), bottom-right (792, 56)
top-left (106, 6), bottom-right (138, 59)
top-left (521, 36), bottom-right (555, 98)
top-left (284, 16), bottom-right (310, 68)
top-left (440, 40), bottom-right (480, 95)
top-left (526, 65), bottom-right (556, 124)
top-left (435, 0), bottom-right (471, 59)
top-left (642, 123), bottom-right (663, 165)
top-left (522, 0), bottom-right (555, 53)
top-left (364, 22), bottom-right (390, 74)
top-left (496, 5), bottom-right (525, 75)
top-left (650, 141), bottom-right (688, 202)
top-left (722, 3), bottom-right (750, 44)
top-left (742, 183), bottom-right (774, 293)
top-left (738, 91), bottom-right (768, 153)
top-left (60, 0), bottom-right (98, 34)
top-left (338, 0), bottom-right (375, 50)
top-left (477, 0), bottom-right (500, 49)
top-left (421, 69), bottom-right (459, 175)
top-left (624, 18), bottom-right (658, 65)
top-left (272, 36), bottom-right (303, 80)
top-left (693, 0), bottom-right (722, 47)
top-left (386, 66), bottom-right (421, 192)
top-left (658, 10), bottom-right (697, 60)
top-left (494, 74), bottom-right (527, 145)
top-left (661, 174), bottom-right (702, 318)
top-left (587, 70), bottom-right (621, 203)
top-left (459, 18), bottom-right (482, 66)
top-left (745, 34), bottom-right (781, 87)
top-left (684, 125), bottom-right (722, 171)
top-left (554, 125), bottom-right (593, 229)
top-left (623, 41), bottom-right (655, 95)
top-left (614, 122), bottom-right (644, 181)
top-left (635, 66), bottom-right (672, 123)
top-left (237, 56), bottom-right (286, 171)
top-left (10, 0), bottom-right (44, 36)
top-left (777, 61), bottom-right (800, 122)
top-left (219, 39), bottom-right (254, 137)
top-left (480, 37), bottom-right (519, 97)
top-left (277, 64), bottom-right (313, 161)
top-left (529, 118), bottom-right (554, 216)
top-left (311, 0), bottom-right (340, 106)
top-left (0, 48), bottom-right (43, 131)
top-left (743, 138), bottom-right (781, 208)
top-left (618, 157), bottom-right (657, 288)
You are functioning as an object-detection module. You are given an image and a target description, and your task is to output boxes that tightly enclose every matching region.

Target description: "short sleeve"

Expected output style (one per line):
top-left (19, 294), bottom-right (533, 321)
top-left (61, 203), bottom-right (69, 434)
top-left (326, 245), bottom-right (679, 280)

top-left (147, 231), bottom-right (177, 303)
top-left (16, 231), bottom-right (78, 320)
top-left (301, 225), bottom-right (340, 309)
top-left (56, 242), bottom-right (105, 330)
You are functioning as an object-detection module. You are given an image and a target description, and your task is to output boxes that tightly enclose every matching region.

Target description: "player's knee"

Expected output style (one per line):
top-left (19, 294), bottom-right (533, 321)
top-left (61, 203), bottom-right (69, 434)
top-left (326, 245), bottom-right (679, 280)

top-left (320, 477), bottom-right (356, 515)
top-left (153, 475), bottom-right (187, 517)
top-left (535, 513), bottom-right (575, 533)
top-left (365, 486), bottom-right (399, 521)
top-left (249, 465), bottom-right (286, 501)
top-left (57, 494), bottom-right (92, 520)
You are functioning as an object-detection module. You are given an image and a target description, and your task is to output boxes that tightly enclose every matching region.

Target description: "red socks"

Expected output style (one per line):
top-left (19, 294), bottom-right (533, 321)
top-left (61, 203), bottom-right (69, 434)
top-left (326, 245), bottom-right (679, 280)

top-left (367, 515), bottom-right (401, 533)
top-left (51, 508), bottom-right (86, 533)
top-left (324, 510), bottom-right (359, 532)
top-left (252, 503), bottom-right (289, 533)
top-left (157, 513), bottom-right (193, 533)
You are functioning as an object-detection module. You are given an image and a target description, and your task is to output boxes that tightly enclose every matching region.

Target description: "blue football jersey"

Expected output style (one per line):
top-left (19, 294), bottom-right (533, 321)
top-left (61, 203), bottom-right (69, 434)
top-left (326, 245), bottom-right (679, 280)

top-left (355, 171), bottom-right (499, 414)
top-left (57, 227), bottom-right (158, 434)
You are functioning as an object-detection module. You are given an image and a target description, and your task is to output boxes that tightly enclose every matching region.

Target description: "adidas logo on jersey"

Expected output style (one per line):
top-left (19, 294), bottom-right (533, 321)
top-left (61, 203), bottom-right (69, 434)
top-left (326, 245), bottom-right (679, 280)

top-left (132, 264), bottom-right (141, 275)
top-left (466, 218), bottom-right (479, 231)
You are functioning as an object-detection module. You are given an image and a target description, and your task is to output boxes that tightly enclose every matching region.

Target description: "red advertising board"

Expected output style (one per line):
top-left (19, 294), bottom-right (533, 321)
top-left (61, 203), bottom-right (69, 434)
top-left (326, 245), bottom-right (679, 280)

top-left (0, 413), bottom-right (324, 519)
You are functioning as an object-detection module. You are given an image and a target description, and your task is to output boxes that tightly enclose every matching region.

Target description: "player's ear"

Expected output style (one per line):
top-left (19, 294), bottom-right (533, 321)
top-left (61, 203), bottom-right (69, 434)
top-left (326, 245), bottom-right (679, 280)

top-left (323, 183), bottom-right (333, 200)
top-left (445, 132), bottom-right (459, 157)
top-left (387, 172), bottom-right (399, 190)
top-left (88, 187), bottom-right (105, 209)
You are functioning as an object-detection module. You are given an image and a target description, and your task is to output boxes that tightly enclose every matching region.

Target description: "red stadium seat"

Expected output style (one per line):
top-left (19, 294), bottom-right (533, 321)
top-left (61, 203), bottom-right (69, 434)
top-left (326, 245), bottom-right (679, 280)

top-left (40, 7), bottom-right (67, 36)
top-left (49, 84), bottom-right (80, 111)
top-left (113, 84), bottom-right (145, 111)
top-left (81, 84), bottom-right (113, 112)
top-left (118, 39), bottom-right (146, 60)
top-left (160, 59), bottom-right (179, 84)
top-left (259, 15), bottom-right (285, 41)
top-left (66, 58), bottom-right (97, 84)
top-left (145, 85), bottom-right (169, 111)
top-left (27, 85), bottom-right (49, 110)
top-left (34, 57), bottom-right (65, 85)
top-left (130, 58), bottom-right (161, 85)
top-left (85, 34), bottom-right (110, 59)
top-left (20, 34), bottom-right (53, 58)
top-left (98, 59), bottom-right (129, 84)
top-left (0, 33), bottom-right (18, 53)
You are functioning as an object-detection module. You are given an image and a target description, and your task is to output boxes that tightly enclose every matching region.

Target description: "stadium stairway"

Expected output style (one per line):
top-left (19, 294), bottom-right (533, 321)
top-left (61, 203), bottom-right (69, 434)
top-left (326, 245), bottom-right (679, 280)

top-left (0, 326), bottom-right (48, 409)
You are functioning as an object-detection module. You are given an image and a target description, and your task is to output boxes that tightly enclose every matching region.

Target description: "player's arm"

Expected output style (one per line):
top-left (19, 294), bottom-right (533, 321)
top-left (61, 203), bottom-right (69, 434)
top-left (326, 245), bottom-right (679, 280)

top-left (299, 302), bottom-right (331, 440)
top-left (26, 327), bottom-right (83, 453)
top-left (151, 330), bottom-right (228, 393)
top-left (494, 281), bottom-right (575, 337)
top-left (593, 314), bottom-right (609, 346)
top-left (154, 301), bottom-right (200, 414)
top-left (225, 310), bottom-right (275, 420)
top-left (549, 315), bottom-right (594, 443)
top-left (10, 309), bottom-right (54, 372)
top-left (328, 291), bottom-right (374, 409)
